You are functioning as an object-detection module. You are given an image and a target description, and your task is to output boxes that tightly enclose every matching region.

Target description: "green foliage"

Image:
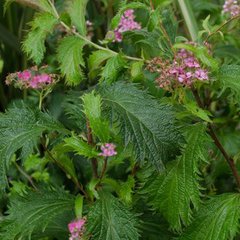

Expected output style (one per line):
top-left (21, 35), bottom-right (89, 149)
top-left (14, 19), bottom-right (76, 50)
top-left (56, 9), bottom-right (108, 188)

top-left (143, 124), bottom-right (210, 230)
top-left (86, 192), bottom-right (139, 240)
top-left (179, 194), bottom-right (240, 240)
top-left (0, 187), bottom-right (75, 240)
top-left (67, 0), bottom-right (88, 35)
top-left (100, 82), bottom-right (181, 169)
top-left (88, 50), bottom-right (117, 79)
top-left (82, 91), bottom-right (110, 142)
top-left (57, 36), bottom-right (86, 85)
top-left (64, 135), bottom-right (99, 158)
top-left (22, 12), bottom-right (58, 64)
top-left (0, 102), bottom-right (65, 192)
top-left (101, 54), bottom-right (126, 84)
top-left (218, 65), bottom-right (240, 100)
top-left (51, 143), bottom-right (79, 184)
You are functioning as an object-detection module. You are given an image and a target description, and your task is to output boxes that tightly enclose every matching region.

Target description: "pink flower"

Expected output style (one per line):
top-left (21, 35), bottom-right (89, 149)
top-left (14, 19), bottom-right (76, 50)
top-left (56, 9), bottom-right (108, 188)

top-left (113, 9), bottom-right (141, 42)
top-left (99, 143), bottom-right (117, 157)
top-left (68, 218), bottom-right (86, 240)
top-left (17, 70), bottom-right (31, 81)
top-left (195, 69), bottom-right (209, 80)
top-left (223, 0), bottom-right (240, 17)
top-left (38, 74), bottom-right (52, 83)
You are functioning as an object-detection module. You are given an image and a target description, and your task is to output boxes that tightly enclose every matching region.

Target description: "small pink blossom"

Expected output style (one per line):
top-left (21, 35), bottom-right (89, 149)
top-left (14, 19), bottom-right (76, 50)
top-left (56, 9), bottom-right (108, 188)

top-left (99, 143), bottom-right (117, 157)
top-left (223, 0), bottom-right (240, 17)
top-left (68, 218), bottom-right (86, 240)
top-left (194, 69), bottom-right (209, 80)
top-left (147, 42), bottom-right (210, 89)
top-left (113, 9), bottom-right (141, 42)
top-left (6, 68), bottom-right (54, 90)
top-left (17, 70), bottom-right (31, 81)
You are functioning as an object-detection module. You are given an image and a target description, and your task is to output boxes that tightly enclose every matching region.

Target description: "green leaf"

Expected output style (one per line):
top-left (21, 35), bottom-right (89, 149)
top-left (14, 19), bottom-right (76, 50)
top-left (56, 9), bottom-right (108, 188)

top-left (22, 12), bottom-right (58, 64)
top-left (143, 124), bottom-right (210, 230)
top-left (57, 36), bottom-right (86, 86)
top-left (67, 0), bottom-right (88, 35)
top-left (179, 194), bottom-right (240, 240)
top-left (64, 135), bottom-right (99, 158)
top-left (88, 50), bottom-right (116, 79)
top-left (82, 91), bottom-right (110, 142)
top-left (101, 54), bottom-right (126, 84)
top-left (184, 101), bottom-right (212, 122)
top-left (0, 187), bottom-right (75, 240)
top-left (218, 65), bottom-right (240, 100)
top-left (0, 102), bottom-right (65, 192)
top-left (86, 192), bottom-right (139, 240)
top-left (100, 82), bottom-right (181, 170)
top-left (131, 61), bottom-right (144, 81)
top-left (51, 143), bottom-right (79, 184)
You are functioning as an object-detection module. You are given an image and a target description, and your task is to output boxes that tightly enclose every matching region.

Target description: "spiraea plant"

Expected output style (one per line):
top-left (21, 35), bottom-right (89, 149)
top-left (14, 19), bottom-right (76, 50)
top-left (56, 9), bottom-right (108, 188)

top-left (0, 0), bottom-right (240, 239)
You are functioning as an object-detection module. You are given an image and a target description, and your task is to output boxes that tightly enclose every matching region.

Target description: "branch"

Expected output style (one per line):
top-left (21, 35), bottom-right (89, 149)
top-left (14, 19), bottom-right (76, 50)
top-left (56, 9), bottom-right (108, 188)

top-left (99, 157), bottom-right (108, 180)
top-left (14, 162), bottom-right (37, 190)
top-left (204, 14), bottom-right (240, 43)
top-left (191, 86), bottom-right (240, 190)
top-left (86, 120), bottom-right (99, 178)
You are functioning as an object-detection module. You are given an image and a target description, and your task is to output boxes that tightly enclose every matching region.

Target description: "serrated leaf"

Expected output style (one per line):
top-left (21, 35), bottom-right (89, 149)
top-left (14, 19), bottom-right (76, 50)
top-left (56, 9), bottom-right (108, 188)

top-left (64, 135), bottom-right (99, 158)
top-left (86, 192), bottom-right (139, 240)
top-left (22, 12), bottom-right (58, 64)
top-left (100, 82), bottom-right (181, 170)
top-left (142, 124), bottom-right (210, 230)
top-left (0, 102), bottom-right (66, 192)
top-left (57, 36), bottom-right (86, 86)
top-left (88, 50), bottom-right (116, 79)
top-left (218, 65), bottom-right (240, 100)
top-left (82, 91), bottom-right (110, 142)
top-left (179, 194), bottom-right (240, 240)
top-left (0, 187), bottom-right (75, 240)
top-left (101, 54), bottom-right (126, 84)
top-left (67, 0), bottom-right (88, 35)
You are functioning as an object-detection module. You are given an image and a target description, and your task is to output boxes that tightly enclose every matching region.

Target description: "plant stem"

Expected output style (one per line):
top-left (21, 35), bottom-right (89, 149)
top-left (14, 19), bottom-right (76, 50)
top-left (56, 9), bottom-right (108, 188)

top-left (204, 14), bottom-right (240, 42)
top-left (38, 90), bottom-right (43, 110)
top-left (86, 120), bottom-right (99, 178)
top-left (14, 162), bottom-right (37, 190)
top-left (191, 86), bottom-right (240, 190)
top-left (99, 157), bottom-right (108, 180)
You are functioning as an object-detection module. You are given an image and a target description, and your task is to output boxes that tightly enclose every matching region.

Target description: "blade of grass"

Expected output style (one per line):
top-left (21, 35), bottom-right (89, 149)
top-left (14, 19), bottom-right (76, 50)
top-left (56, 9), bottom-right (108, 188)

top-left (177, 0), bottom-right (198, 41)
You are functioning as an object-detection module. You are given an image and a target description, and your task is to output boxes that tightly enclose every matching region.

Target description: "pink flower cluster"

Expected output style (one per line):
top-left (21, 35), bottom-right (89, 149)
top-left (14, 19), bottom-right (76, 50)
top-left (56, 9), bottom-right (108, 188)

top-left (68, 218), bottom-right (86, 240)
top-left (147, 44), bottom-right (209, 90)
top-left (114, 9), bottom-right (141, 42)
top-left (223, 0), bottom-right (240, 17)
top-left (6, 69), bottom-right (54, 89)
top-left (99, 143), bottom-right (117, 157)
